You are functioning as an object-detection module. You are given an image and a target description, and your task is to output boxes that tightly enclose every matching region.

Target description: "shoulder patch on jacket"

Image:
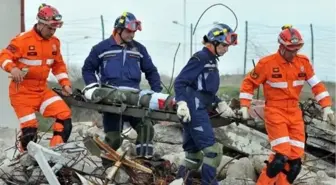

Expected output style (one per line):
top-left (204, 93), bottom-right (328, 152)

top-left (249, 68), bottom-right (259, 79)
top-left (6, 44), bottom-right (18, 54)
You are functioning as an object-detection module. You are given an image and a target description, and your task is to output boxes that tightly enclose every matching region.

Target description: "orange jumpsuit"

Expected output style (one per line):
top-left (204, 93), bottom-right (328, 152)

top-left (0, 26), bottom-right (72, 148)
top-left (240, 52), bottom-right (331, 185)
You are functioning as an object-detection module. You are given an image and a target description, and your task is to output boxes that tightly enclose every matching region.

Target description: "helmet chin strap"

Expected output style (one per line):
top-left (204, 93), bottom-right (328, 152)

top-left (279, 46), bottom-right (285, 56)
top-left (36, 24), bottom-right (49, 39)
top-left (279, 45), bottom-right (294, 63)
top-left (212, 41), bottom-right (220, 57)
top-left (119, 28), bottom-right (133, 47)
top-left (118, 29), bottom-right (126, 44)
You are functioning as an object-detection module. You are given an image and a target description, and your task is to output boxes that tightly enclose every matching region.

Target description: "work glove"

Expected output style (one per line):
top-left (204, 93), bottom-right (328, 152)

top-left (176, 101), bottom-right (191, 122)
top-left (216, 101), bottom-right (235, 117)
top-left (238, 106), bottom-right (250, 120)
top-left (322, 106), bottom-right (335, 125)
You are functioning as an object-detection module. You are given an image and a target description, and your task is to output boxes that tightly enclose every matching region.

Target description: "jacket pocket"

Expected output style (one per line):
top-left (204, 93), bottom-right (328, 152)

top-left (126, 52), bottom-right (141, 82)
top-left (103, 54), bottom-right (122, 79)
top-left (203, 71), bottom-right (220, 92)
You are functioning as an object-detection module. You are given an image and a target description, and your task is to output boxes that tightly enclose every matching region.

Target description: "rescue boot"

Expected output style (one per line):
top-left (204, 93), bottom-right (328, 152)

top-left (19, 127), bottom-right (38, 152)
top-left (50, 135), bottom-right (64, 147)
top-left (134, 119), bottom-right (154, 158)
top-left (50, 119), bottom-right (72, 147)
top-left (176, 165), bottom-right (194, 185)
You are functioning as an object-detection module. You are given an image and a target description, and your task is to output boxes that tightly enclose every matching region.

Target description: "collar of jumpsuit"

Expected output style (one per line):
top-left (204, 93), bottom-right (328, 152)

top-left (108, 35), bottom-right (132, 47)
top-left (33, 24), bottom-right (57, 41)
top-left (32, 24), bottom-right (47, 41)
top-left (276, 50), bottom-right (298, 64)
top-left (202, 47), bottom-right (219, 61)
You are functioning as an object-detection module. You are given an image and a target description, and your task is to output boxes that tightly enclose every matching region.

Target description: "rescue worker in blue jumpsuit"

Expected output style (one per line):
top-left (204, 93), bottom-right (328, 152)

top-left (174, 23), bottom-right (238, 185)
top-left (81, 12), bottom-right (162, 160)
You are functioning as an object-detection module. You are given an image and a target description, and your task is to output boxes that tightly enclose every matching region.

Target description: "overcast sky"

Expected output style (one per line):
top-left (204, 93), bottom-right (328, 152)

top-left (25, 0), bottom-right (336, 81)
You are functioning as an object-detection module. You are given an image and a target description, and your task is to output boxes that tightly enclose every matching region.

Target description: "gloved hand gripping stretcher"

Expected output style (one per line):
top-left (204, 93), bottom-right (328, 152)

top-left (52, 86), bottom-right (243, 128)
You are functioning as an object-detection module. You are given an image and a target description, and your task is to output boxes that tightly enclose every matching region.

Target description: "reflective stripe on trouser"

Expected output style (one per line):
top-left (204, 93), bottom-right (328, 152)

top-left (257, 106), bottom-right (305, 185)
top-left (10, 88), bottom-right (71, 147)
top-left (182, 97), bottom-right (218, 185)
top-left (40, 90), bottom-right (71, 147)
top-left (10, 91), bottom-right (39, 129)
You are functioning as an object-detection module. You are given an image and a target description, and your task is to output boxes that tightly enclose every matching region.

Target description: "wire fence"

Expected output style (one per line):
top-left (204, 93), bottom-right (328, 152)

top-left (24, 16), bottom-right (336, 82)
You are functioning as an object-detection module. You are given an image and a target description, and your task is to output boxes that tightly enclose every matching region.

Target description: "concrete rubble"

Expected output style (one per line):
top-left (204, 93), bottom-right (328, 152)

top-left (0, 115), bottom-right (333, 185)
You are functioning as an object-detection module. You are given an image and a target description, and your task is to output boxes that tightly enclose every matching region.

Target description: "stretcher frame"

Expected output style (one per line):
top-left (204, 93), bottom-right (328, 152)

top-left (53, 88), bottom-right (240, 128)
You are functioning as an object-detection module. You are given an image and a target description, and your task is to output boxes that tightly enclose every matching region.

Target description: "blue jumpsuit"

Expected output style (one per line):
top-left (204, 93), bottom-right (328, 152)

top-left (82, 36), bottom-right (162, 156)
top-left (174, 47), bottom-right (222, 185)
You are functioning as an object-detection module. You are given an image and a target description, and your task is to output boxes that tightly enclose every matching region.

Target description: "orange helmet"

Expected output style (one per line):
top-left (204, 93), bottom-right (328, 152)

top-left (278, 24), bottom-right (304, 50)
top-left (36, 4), bottom-right (63, 28)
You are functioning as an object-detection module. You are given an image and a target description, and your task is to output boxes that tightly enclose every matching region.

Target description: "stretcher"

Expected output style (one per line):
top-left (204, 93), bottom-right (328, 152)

top-left (52, 87), bottom-right (243, 128)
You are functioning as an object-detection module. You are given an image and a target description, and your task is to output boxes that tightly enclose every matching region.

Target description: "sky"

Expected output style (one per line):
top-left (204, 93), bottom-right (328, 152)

top-left (24, 0), bottom-right (336, 81)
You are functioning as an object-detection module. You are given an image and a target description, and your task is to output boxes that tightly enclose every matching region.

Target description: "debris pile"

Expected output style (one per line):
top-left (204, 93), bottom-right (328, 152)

top-left (0, 98), bottom-right (334, 184)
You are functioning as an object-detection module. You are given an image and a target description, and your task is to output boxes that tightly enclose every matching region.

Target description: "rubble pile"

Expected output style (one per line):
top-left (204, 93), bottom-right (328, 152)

top-left (0, 115), bottom-right (334, 185)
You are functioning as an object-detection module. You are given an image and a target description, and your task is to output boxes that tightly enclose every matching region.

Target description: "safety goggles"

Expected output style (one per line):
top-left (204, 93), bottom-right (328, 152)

top-left (37, 17), bottom-right (63, 29)
top-left (125, 20), bottom-right (142, 32)
top-left (283, 43), bottom-right (304, 51)
top-left (213, 29), bottom-right (238, 45)
top-left (279, 38), bottom-right (304, 51)
top-left (49, 21), bottom-right (63, 28)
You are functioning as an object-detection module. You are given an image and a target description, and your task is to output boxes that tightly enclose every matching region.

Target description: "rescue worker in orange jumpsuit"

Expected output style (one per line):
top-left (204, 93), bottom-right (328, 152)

top-left (239, 24), bottom-right (335, 185)
top-left (0, 4), bottom-right (73, 150)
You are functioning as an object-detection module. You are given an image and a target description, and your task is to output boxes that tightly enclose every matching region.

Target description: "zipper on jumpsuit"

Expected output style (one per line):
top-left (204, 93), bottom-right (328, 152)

top-left (40, 40), bottom-right (44, 92)
top-left (122, 48), bottom-right (126, 66)
top-left (285, 62), bottom-right (293, 114)
top-left (122, 48), bottom-right (126, 81)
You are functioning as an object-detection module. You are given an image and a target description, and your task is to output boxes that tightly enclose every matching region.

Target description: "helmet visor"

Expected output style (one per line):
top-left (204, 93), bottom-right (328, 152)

top-left (38, 18), bottom-right (63, 28)
top-left (125, 20), bottom-right (142, 31)
top-left (225, 33), bottom-right (238, 45)
top-left (213, 29), bottom-right (238, 46)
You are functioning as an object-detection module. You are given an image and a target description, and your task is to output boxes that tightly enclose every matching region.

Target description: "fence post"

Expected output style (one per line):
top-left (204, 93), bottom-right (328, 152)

top-left (243, 21), bottom-right (248, 76)
top-left (310, 23), bottom-right (314, 67)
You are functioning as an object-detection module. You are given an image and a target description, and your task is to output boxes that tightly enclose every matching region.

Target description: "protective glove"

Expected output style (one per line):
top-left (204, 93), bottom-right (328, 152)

top-left (176, 101), bottom-right (191, 122)
top-left (238, 106), bottom-right (250, 120)
top-left (323, 106), bottom-right (335, 125)
top-left (216, 101), bottom-right (235, 117)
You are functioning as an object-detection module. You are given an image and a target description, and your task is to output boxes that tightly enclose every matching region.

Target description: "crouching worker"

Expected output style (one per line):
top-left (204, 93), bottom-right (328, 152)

top-left (173, 23), bottom-right (238, 185)
top-left (81, 12), bottom-right (162, 161)
top-left (0, 4), bottom-right (73, 151)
